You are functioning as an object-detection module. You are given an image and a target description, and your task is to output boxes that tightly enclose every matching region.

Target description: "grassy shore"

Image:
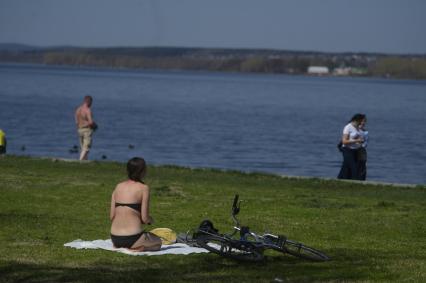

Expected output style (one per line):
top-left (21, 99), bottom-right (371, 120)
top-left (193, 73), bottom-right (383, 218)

top-left (0, 155), bottom-right (425, 282)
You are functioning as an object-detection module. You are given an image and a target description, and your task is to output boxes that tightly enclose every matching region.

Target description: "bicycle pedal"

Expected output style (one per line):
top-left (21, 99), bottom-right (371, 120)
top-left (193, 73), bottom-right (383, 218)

top-left (277, 235), bottom-right (287, 247)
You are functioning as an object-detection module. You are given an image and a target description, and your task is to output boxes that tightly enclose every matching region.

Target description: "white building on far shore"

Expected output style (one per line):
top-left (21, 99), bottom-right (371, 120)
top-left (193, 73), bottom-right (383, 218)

top-left (307, 66), bottom-right (329, 75)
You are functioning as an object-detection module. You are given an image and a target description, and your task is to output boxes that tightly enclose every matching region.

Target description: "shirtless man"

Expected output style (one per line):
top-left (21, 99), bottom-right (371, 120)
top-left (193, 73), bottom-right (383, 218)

top-left (75, 96), bottom-right (97, 160)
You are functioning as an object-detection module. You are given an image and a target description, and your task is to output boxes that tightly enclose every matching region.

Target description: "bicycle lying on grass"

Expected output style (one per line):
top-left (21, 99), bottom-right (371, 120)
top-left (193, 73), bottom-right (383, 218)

top-left (191, 195), bottom-right (330, 262)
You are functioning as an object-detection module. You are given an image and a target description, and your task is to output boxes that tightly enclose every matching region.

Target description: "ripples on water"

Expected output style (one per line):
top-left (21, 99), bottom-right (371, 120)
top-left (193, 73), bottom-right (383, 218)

top-left (0, 64), bottom-right (425, 185)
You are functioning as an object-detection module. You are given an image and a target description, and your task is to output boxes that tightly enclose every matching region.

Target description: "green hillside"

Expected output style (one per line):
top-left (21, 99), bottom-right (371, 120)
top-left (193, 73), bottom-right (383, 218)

top-left (0, 155), bottom-right (424, 282)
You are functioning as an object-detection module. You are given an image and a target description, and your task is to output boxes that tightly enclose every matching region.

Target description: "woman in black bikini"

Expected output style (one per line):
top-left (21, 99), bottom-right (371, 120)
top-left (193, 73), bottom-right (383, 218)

top-left (110, 157), bottom-right (161, 251)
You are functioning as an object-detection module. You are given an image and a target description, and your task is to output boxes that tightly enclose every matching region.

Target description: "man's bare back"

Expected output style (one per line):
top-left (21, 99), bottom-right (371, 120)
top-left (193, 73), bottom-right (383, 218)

top-left (75, 104), bottom-right (93, 128)
top-left (75, 96), bottom-right (95, 160)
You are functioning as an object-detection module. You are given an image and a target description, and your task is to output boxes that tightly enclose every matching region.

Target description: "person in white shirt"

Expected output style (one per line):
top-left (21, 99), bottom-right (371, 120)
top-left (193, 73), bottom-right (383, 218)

top-left (337, 113), bottom-right (367, 180)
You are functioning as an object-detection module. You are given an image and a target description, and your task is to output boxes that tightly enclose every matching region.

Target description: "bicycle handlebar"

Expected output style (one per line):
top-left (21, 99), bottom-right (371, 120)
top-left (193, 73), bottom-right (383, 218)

top-left (231, 194), bottom-right (241, 228)
top-left (232, 194), bottom-right (239, 210)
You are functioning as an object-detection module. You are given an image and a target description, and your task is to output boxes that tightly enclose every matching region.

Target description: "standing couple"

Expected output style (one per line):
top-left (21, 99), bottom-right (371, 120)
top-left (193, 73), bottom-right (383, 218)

top-left (338, 113), bottom-right (368, 181)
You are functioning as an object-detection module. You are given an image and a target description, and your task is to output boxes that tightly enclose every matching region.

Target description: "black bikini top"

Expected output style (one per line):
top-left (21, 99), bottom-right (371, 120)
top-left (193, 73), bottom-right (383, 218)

top-left (115, 203), bottom-right (141, 212)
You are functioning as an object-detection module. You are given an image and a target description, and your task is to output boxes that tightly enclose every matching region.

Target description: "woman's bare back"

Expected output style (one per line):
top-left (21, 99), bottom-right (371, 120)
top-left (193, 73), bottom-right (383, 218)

top-left (110, 180), bottom-right (147, 235)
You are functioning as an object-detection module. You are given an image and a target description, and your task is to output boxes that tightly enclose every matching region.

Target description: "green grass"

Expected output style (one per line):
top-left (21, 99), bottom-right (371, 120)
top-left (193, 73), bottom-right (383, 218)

top-left (0, 155), bottom-right (425, 282)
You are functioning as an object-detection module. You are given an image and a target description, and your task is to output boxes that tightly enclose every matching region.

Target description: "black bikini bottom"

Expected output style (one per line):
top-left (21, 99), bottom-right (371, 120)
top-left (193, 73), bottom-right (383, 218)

top-left (111, 231), bottom-right (144, 248)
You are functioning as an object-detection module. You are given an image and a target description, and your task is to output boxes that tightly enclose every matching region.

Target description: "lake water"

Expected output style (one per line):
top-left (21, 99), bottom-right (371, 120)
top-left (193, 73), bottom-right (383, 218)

top-left (0, 63), bottom-right (425, 185)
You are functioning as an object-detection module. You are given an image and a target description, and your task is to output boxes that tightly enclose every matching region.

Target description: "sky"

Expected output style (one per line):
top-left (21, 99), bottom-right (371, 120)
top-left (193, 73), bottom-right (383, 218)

top-left (0, 0), bottom-right (425, 54)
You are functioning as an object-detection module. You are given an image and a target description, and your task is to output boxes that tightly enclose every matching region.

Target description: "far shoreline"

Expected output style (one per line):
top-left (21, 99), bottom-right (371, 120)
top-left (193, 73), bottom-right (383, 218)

top-left (1, 45), bottom-right (426, 80)
top-left (1, 61), bottom-right (425, 83)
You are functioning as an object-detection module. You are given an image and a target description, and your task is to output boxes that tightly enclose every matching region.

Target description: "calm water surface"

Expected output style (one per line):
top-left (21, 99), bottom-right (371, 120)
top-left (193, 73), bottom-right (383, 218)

top-left (0, 63), bottom-right (425, 185)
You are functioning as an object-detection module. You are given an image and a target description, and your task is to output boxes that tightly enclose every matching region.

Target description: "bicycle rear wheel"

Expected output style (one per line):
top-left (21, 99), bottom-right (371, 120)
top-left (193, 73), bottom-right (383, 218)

top-left (196, 235), bottom-right (265, 262)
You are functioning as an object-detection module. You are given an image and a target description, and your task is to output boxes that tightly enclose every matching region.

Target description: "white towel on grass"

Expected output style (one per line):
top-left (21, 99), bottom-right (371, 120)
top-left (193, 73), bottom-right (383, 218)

top-left (64, 239), bottom-right (209, 256)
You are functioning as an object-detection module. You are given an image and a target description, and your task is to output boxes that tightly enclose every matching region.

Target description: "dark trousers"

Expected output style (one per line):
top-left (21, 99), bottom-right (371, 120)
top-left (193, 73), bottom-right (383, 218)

top-left (358, 160), bottom-right (367, 180)
top-left (338, 147), bottom-right (362, 180)
top-left (357, 147), bottom-right (367, 181)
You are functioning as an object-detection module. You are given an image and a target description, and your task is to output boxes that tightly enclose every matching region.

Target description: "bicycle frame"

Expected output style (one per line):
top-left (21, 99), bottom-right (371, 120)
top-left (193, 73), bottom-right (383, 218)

top-left (227, 195), bottom-right (276, 244)
top-left (227, 195), bottom-right (307, 252)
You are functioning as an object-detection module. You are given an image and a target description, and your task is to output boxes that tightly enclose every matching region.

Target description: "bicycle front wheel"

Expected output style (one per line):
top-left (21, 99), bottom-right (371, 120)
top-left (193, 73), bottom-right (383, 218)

top-left (264, 234), bottom-right (329, 261)
top-left (283, 239), bottom-right (330, 261)
top-left (196, 235), bottom-right (265, 262)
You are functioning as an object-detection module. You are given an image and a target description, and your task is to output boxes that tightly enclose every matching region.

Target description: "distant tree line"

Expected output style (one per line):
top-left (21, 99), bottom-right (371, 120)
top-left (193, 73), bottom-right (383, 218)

top-left (5, 51), bottom-right (314, 74)
top-left (369, 57), bottom-right (426, 80)
top-left (0, 47), bottom-right (425, 79)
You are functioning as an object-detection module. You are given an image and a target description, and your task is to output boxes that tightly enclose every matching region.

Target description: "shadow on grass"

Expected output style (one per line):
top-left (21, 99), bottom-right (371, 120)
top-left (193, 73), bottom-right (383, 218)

top-left (0, 248), bottom-right (396, 283)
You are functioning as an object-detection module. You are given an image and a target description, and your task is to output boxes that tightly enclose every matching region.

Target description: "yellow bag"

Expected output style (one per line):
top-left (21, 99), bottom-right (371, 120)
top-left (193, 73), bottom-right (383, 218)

top-left (149, 228), bottom-right (177, 245)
